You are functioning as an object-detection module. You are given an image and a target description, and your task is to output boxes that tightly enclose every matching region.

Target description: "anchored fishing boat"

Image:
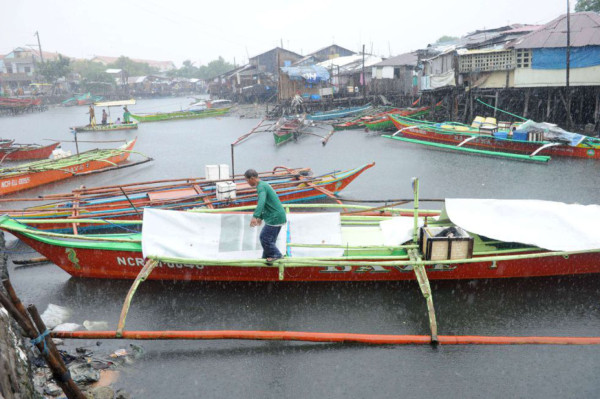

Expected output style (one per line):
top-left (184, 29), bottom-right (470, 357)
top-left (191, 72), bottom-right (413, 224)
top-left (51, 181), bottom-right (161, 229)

top-left (0, 138), bottom-right (146, 196)
top-left (4, 191), bottom-right (599, 281)
top-left (0, 139), bottom-right (16, 148)
top-left (273, 116), bottom-right (308, 146)
top-left (0, 142), bottom-right (61, 161)
top-left (71, 100), bottom-right (139, 132)
top-left (387, 114), bottom-right (600, 161)
top-left (335, 103), bottom-right (440, 131)
top-left (307, 104), bottom-right (372, 121)
top-left (130, 105), bottom-right (231, 123)
top-left (3, 163), bottom-right (375, 231)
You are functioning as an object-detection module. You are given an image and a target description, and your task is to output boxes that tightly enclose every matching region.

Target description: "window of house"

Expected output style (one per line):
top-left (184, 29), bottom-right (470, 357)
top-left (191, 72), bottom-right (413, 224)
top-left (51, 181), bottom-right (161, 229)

top-left (516, 49), bottom-right (531, 68)
top-left (24, 66), bottom-right (31, 73)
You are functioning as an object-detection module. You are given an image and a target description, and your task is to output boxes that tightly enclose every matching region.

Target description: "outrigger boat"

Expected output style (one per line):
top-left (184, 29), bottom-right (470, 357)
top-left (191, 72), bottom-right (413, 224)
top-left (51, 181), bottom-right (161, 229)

top-left (0, 139), bottom-right (15, 148)
top-left (334, 104), bottom-right (440, 131)
top-left (387, 114), bottom-right (600, 161)
top-left (0, 138), bottom-right (148, 196)
top-left (2, 187), bottom-right (599, 281)
top-left (273, 116), bottom-right (308, 146)
top-left (307, 104), bottom-right (372, 121)
top-left (2, 163), bottom-right (375, 231)
top-left (71, 100), bottom-right (139, 132)
top-left (0, 142), bottom-right (61, 162)
top-left (130, 105), bottom-right (231, 123)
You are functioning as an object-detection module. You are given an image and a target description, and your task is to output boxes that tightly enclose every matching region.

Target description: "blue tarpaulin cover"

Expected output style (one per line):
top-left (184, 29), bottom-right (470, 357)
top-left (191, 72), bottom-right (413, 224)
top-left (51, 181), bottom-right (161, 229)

top-left (532, 46), bottom-right (600, 69)
top-left (281, 65), bottom-right (330, 83)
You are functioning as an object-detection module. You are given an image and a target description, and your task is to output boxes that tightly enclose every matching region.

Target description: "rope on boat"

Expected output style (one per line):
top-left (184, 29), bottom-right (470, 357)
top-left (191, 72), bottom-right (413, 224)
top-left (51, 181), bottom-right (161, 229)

top-left (476, 98), bottom-right (528, 121)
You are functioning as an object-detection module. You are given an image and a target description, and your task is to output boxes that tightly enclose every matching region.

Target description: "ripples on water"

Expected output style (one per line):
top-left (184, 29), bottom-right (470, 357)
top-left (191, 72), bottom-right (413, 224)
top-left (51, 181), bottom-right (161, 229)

top-left (3, 97), bottom-right (600, 398)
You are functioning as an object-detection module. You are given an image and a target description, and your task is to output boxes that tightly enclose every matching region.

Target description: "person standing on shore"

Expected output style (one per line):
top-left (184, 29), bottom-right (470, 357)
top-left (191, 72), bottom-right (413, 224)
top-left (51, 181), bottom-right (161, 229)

top-left (245, 169), bottom-right (287, 263)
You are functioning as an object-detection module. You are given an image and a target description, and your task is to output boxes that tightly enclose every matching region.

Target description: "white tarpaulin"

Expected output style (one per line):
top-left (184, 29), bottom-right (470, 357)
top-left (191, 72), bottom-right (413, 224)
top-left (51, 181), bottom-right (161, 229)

top-left (379, 217), bottom-right (425, 246)
top-left (142, 209), bottom-right (343, 260)
top-left (444, 199), bottom-right (600, 251)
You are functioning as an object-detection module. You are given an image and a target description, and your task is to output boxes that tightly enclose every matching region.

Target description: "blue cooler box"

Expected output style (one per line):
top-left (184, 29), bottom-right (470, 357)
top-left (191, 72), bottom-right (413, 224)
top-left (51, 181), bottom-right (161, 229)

top-left (493, 131), bottom-right (508, 139)
top-left (512, 130), bottom-right (528, 141)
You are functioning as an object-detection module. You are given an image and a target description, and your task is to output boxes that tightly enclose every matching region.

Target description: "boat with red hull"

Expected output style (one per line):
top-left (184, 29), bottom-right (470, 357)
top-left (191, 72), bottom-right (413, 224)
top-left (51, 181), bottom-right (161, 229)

top-left (0, 142), bottom-right (61, 161)
top-left (0, 139), bottom-right (141, 196)
top-left (389, 115), bottom-right (600, 159)
top-left (0, 163), bottom-right (375, 231)
top-left (3, 198), bottom-right (599, 282)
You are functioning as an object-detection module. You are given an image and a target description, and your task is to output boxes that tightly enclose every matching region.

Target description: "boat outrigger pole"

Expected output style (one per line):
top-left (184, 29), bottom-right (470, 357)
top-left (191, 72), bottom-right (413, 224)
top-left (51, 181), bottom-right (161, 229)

top-left (410, 177), bottom-right (439, 344)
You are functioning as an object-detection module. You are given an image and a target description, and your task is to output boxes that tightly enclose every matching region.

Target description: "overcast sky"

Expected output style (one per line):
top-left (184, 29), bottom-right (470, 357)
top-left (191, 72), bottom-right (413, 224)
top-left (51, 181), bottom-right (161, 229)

top-left (5, 0), bottom-right (574, 67)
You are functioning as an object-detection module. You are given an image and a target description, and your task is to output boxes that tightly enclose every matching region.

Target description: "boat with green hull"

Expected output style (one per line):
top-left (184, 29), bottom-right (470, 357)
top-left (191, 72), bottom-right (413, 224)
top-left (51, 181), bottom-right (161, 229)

top-left (71, 99), bottom-right (138, 132)
top-left (72, 122), bottom-right (138, 132)
top-left (131, 107), bottom-right (231, 123)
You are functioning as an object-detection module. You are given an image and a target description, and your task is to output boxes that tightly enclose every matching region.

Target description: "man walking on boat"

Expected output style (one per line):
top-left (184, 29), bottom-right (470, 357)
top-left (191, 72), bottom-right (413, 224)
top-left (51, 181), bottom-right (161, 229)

top-left (245, 169), bottom-right (286, 263)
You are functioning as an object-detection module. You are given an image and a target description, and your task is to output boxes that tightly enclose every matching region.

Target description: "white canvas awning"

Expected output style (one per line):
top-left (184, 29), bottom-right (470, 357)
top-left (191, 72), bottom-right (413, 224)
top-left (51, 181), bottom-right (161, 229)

top-left (142, 209), bottom-right (343, 261)
top-left (444, 199), bottom-right (600, 251)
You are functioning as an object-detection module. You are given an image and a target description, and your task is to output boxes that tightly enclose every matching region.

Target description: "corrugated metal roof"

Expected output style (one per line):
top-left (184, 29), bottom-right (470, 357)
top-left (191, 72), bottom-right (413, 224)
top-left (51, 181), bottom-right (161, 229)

top-left (372, 52), bottom-right (418, 67)
top-left (514, 12), bottom-right (600, 49)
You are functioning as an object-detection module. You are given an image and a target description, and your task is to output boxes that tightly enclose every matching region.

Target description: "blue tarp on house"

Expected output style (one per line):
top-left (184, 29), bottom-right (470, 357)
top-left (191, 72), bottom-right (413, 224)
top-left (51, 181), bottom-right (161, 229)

top-left (280, 65), bottom-right (330, 83)
top-left (532, 46), bottom-right (600, 69)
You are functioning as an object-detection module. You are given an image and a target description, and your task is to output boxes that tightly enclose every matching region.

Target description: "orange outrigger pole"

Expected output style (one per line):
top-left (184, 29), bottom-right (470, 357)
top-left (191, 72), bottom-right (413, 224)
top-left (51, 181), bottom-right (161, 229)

top-left (50, 330), bottom-right (600, 346)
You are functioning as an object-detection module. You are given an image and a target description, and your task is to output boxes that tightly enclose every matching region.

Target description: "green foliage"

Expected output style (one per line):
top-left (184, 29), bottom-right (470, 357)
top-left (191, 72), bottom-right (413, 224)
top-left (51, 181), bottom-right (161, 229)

top-left (199, 57), bottom-right (234, 79)
top-left (38, 54), bottom-right (71, 83)
top-left (107, 56), bottom-right (159, 76)
top-left (435, 35), bottom-right (459, 43)
top-left (71, 60), bottom-right (114, 84)
top-left (169, 57), bottom-right (234, 79)
top-left (575, 0), bottom-right (600, 11)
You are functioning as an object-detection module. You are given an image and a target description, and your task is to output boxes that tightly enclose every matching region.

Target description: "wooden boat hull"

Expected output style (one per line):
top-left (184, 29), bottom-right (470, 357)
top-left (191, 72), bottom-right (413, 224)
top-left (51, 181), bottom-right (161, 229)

top-left (0, 140), bottom-right (136, 196)
top-left (0, 142), bottom-right (60, 161)
top-left (72, 123), bottom-right (138, 132)
top-left (131, 107), bottom-right (231, 122)
top-left (390, 117), bottom-right (600, 159)
top-left (308, 105), bottom-right (372, 121)
top-left (10, 231), bottom-right (600, 281)
top-left (10, 163), bottom-right (375, 230)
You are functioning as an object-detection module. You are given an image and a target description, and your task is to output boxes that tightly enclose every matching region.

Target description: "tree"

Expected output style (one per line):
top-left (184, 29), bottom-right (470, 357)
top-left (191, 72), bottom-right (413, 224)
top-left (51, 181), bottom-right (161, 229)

top-left (107, 56), bottom-right (159, 76)
top-left (435, 35), bottom-right (459, 44)
top-left (198, 56), bottom-right (234, 79)
top-left (575, 0), bottom-right (600, 11)
top-left (71, 59), bottom-right (115, 92)
top-left (71, 60), bottom-right (114, 84)
top-left (38, 54), bottom-right (71, 84)
top-left (169, 59), bottom-right (200, 78)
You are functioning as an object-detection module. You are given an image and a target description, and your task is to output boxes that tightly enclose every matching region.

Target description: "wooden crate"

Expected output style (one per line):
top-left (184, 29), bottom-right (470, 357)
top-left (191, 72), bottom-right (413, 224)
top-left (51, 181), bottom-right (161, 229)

top-left (420, 226), bottom-right (474, 261)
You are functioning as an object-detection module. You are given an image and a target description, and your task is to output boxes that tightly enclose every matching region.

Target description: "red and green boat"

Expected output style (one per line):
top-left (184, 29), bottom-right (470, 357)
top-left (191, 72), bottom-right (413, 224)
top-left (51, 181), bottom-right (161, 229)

top-left (3, 197), bottom-right (599, 281)
top-left (387, 114), bottom-right (600, 160)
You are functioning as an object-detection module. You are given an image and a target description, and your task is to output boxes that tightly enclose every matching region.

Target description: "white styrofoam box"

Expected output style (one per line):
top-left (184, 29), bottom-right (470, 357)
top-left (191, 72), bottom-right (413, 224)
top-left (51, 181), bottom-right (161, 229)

top-left (216, 181), bottom-right (236, 201)
top-left (205, 165), bottom-right (219, 181)
top-left (218, 164), bottom-right (230, 180)
top-left (205, 164), bottom-right (230, 181)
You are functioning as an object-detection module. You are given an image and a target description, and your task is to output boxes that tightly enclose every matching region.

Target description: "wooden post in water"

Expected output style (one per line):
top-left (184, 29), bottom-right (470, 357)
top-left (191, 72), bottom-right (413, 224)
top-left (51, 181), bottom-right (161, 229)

top-left (1, 279), bottom-right (85, 399)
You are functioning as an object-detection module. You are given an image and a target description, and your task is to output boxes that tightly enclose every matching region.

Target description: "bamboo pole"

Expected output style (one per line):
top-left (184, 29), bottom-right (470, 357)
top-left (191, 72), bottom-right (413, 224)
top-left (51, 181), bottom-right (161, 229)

top-left (410, 249), bottom-right (438, 343)
top-left (116, 259), bottom-right (159, 337)
top-left (49, 329), bottom-right (600, 345)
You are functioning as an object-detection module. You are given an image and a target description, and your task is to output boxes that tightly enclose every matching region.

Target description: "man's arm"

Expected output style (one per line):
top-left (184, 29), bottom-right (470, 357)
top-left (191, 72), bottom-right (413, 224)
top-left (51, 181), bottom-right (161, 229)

top-left (250, 185), bottom-right (266, 227)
